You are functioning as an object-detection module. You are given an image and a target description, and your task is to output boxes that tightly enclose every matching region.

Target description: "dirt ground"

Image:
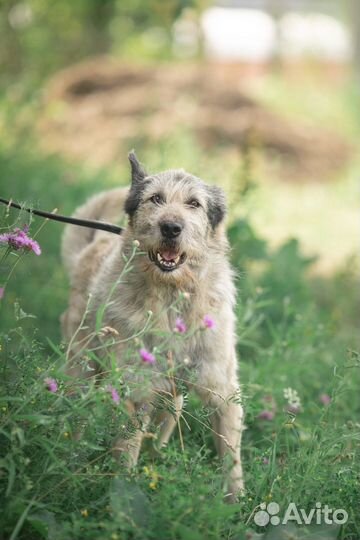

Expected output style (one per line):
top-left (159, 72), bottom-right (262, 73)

top-left (39, 58), bottom-right (351, 181)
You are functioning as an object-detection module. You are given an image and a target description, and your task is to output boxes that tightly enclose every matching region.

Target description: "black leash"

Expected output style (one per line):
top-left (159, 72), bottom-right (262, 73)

top-left (0, 197), bottom-right (123, 235)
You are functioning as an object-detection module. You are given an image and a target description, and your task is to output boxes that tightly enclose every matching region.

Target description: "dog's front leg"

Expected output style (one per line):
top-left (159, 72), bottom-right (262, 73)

top-left (210, 398), bottom-right (244, 501)
top-left (195, 365), bottom-right (245, 501)
top-left (152, 394), bottom-right (184, 449)
top-left (113, 400), bottom-right (152, 468)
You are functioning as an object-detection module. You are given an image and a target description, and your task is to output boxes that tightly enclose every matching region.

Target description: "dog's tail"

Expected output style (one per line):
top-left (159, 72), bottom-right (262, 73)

top-left (61, 187), bottom-right (129, 277)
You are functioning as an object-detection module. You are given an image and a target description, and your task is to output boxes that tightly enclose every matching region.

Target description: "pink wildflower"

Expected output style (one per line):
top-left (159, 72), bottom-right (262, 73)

top-left (319, 393), bottom-right (331, 406)
top-left (174, 318), bottom-right (187, 334)
top-left (262, 457), bottom-right (270, 465)
top-left (203, 314), bottom-right (215, 329)
top-left (0, 227), bottom-right (41, 255)
top-left (44, 377), bottom-right (58, 393)
top-left (139, 348), bottom-right (156, 364)
top-left (0, 287), bottom-right (4, 300)
top-left (257, 410), bottom-right (275, 421)
top-left (106, 385), bottom-right (120, 405)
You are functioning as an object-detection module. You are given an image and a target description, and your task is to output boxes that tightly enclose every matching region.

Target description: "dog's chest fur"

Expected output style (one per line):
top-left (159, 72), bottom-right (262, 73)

top-left (89, 239), bottom-right (235, 371)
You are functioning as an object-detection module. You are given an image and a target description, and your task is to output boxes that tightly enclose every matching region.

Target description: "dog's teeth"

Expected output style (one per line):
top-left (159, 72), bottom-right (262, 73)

top-left (155, 251), bottom-right (183, 270)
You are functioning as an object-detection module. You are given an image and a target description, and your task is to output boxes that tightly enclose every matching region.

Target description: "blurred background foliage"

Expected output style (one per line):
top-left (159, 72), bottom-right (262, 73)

top-left (0, 0), bottom-right (199, 81)
top-left (1, 0), bottom-right (359, 83)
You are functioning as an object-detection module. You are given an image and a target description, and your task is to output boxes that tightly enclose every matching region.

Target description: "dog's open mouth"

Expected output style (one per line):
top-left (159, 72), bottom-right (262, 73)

top-left (149, 249), bottom-right (187, 272)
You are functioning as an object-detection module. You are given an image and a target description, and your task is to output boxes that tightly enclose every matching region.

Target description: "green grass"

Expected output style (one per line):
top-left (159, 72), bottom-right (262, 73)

top-left (0, 83), bottom-right (359, 540)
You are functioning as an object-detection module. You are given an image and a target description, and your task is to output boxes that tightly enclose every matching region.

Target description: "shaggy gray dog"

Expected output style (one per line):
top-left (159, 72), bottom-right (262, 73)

top-left (61, 152), bottom-right (244, 500)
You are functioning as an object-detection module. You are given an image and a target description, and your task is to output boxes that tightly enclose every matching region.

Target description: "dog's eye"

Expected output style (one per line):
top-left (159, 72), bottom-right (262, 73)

top-left (150, 194), bottom-right (163, 205)
top-left (187, 199), bottom-right (201, 209)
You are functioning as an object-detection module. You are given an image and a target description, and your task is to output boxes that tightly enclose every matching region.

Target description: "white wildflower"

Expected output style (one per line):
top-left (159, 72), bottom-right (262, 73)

top-left (283, 387), bottom-right (301, 409)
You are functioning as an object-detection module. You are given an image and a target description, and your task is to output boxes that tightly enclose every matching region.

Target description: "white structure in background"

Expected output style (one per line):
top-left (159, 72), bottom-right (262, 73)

top-left (200, 7), bottom-right (353, 62)
top-left (201, 8), bottom-right (277, 61)
top-left (279, 13), bottom-right (352, 61)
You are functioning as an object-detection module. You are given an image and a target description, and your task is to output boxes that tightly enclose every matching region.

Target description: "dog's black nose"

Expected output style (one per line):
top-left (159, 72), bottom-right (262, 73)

top-left (160, 221), bottom-right (183, 239)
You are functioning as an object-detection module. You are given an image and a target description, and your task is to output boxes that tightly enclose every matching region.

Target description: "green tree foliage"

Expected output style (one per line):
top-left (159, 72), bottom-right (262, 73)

top-left (0, 0), bottom-right (197, 82)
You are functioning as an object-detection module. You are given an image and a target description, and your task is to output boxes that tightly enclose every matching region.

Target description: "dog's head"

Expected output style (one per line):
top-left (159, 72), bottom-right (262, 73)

top-left (124, 151), bottom-right (227, 282)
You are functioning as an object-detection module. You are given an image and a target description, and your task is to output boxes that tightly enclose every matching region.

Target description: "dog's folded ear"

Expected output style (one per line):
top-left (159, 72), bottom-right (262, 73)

top-left (128, 151), bottom-right (147, 185)
top-left (206, 185), bottom-right (227, 229)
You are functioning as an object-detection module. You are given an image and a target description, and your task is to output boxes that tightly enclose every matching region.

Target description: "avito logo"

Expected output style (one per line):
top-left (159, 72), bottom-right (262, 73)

top-left (254, 501), bottom-right (348, 527)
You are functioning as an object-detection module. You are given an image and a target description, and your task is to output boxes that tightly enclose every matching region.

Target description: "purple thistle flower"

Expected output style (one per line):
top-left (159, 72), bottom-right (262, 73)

top-left (106, 385), bottom-right (120, 405)
top-left (0, 287), bottom-right (4, 300)
top-left (319, 393), bottom-right (331, 406)
top-left (139, 348), bottom-right (156, 364)
top-left (0, 227), bottom-right (41, 255)
top-left (203, 314), bottom-right (215, 329)
top-left (174, 317), bottom-right (187, 334)
top-left (257, 410), bottom-right (275, 421)
top-left (44, 377), bottom-right (58, 393)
